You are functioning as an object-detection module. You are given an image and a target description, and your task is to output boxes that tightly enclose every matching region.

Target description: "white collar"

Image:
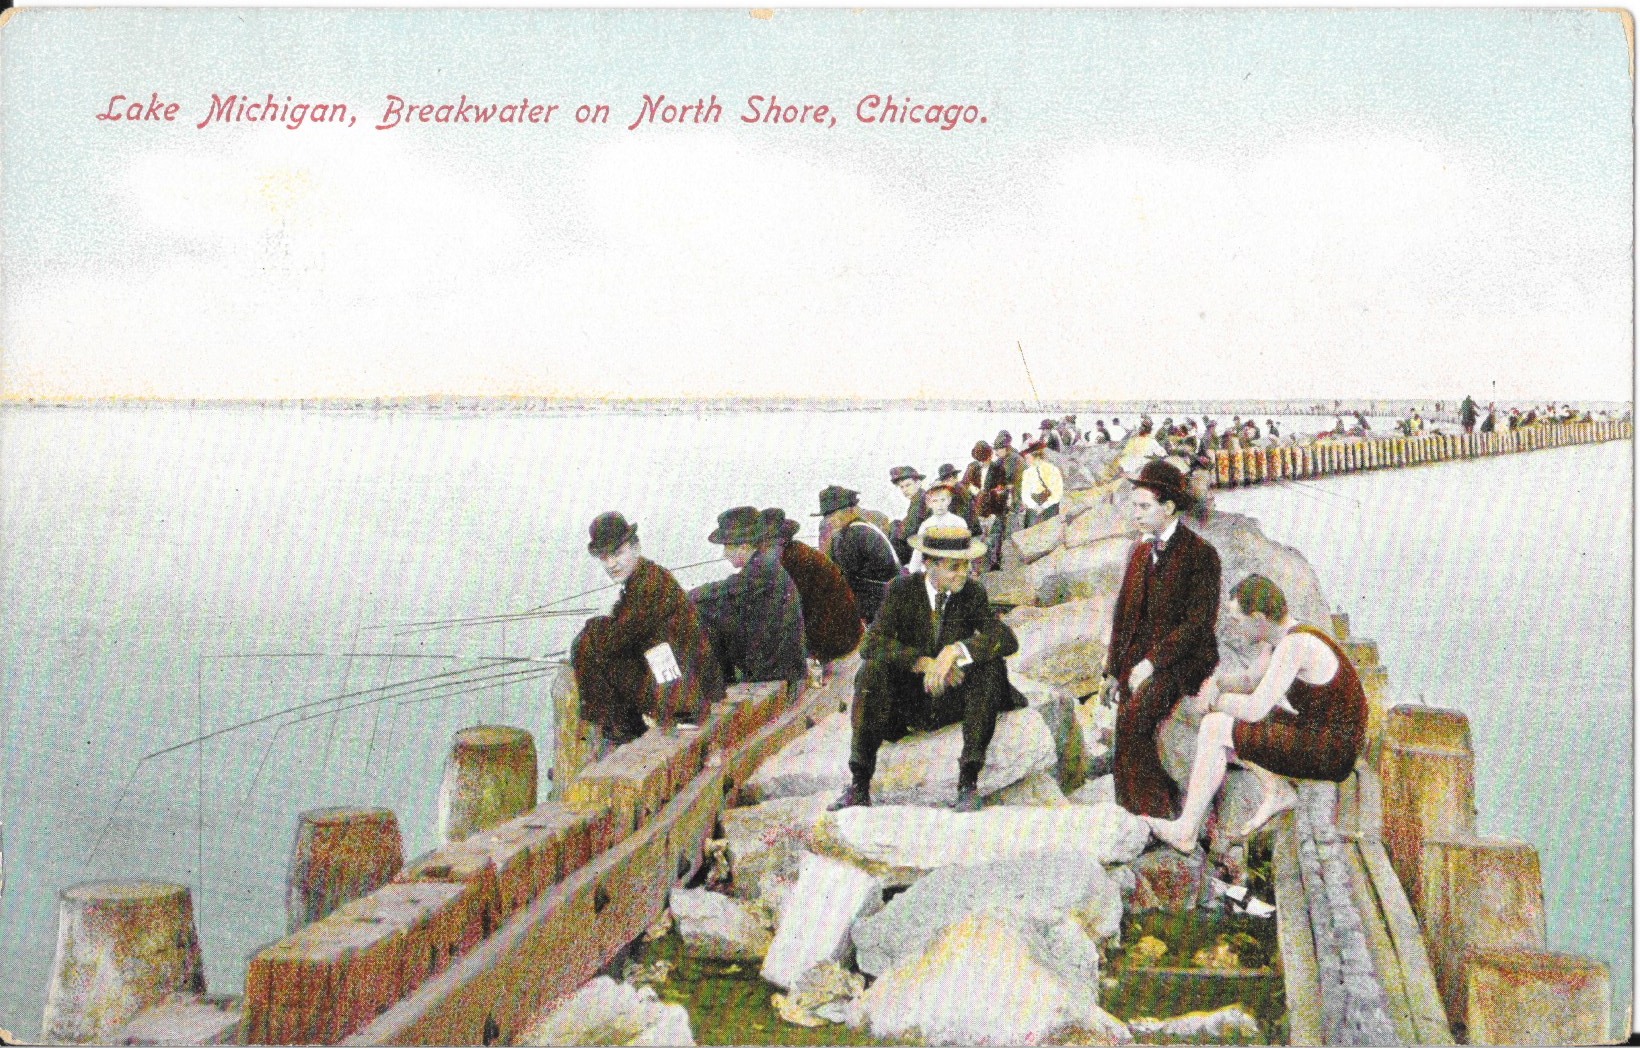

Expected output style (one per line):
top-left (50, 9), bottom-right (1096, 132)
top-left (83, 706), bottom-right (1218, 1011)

top-left (924, 573), bottom-right (956, 610)
top-left (1147, 518), bottom-right (1180, 547)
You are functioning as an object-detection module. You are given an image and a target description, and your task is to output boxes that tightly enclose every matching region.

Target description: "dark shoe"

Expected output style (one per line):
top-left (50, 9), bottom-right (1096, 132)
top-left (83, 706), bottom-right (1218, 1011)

top-left (953, 786), bottom-right (981, 813)
top-left (829, 783), bottom-right (871, 811)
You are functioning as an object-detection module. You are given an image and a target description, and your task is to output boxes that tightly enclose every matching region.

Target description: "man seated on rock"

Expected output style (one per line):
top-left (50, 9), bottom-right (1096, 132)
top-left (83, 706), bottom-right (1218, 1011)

top-left (830, 523), bottom-right (1023, 813)
top-left (1143, 574), bottom-right (1367, 852)
top-left (690, 506), bottom-right (807, 689)
top-left (815, 485), bottom-right (902, 625)
top-left (1104, 460), bottom-right (1221, 820)
top-left (573, 512), bottom-right (725, 756)
top-left (888, 465), bottom-right (930, 565)
top-left (761, 508), bottom-right (863, 668)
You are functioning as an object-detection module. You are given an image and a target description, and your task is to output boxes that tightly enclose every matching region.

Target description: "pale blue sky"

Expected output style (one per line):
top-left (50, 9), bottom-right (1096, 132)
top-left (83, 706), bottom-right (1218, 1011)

top-left (1, 8), bottom-right (1631, 399)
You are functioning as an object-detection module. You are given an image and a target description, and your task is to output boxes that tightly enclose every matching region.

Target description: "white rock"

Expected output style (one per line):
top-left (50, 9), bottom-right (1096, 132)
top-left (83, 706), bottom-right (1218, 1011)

top-left (719, 793), bottom-right (834, 902)
top-left (1028, 536), bottom-right (1135, 607)
top-left (853, 909), bottom-right (1132, 1046)
top-left (1128, 1005), bottom-right (1261, 1044)
top-left (813, 801), bottom-right (1149, 884)
top-left (1006, 515), bottom-right (1066, 566)
top-left (519, 977), bottom-right (694, 1046)
top-left (1069, 775), bottom-right (1115, 806)
top-left (745, 708), bottom-right (1055, 808)
top-left (667, 887), bottom-right (772, 961)
top-left (985, 768), bottom-right (1068, 807)
top-left (1199, 511), bottom-right (1330, 627)
top-left (1063, 496), bottom-right (1137, 549)
top-left (1007, 598), bottom-right (1115, 665)
top-left (852, 851), bottom-right (1124, 977)
top-left (760, 852), bottom-right (883, 990)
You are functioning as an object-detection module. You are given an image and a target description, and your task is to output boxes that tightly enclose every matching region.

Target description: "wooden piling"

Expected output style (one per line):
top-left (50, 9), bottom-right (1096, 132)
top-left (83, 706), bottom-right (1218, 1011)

top-left (1418, 837), bottom-right (1547, 1028)
top-left (1228, 447), bottom-right (1244, 486)
top-left (551, 669), bottom-right (596, 801)
top-left (42, 881), bottom-right (206, 1044)
top-left (439, 726), bottom-right (539, 846)
top-left (1465, 949), bottom-right (1610, 1046)
top-left (1215, 449), bottom-right (1229, 487)
top-left (1379, 705), bottom-right (1476, 910)
top-left (287, 807), bottom-right (404, 933)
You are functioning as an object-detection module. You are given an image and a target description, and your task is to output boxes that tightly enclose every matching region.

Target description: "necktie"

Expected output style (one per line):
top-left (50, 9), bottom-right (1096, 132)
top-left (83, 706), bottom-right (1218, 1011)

top-left (933, 591), bottom-right (949, 644)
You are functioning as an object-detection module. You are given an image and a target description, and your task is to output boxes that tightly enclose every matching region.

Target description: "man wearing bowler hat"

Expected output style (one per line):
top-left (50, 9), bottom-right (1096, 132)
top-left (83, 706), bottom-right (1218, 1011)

top-left (814, 485), bottom-right (902, 624)
top-left (690, 506), bottom-right (807, 688)
top-left (888, 465), bottom-right (930, 566)
top-left (830, 522), bottom-right (1022, 813)
top-left (760, 508), bottom-right (863, 667)
top-left (1103, 460), bottom-right (1222, 819)
top-left (573, 512), bottom-right (725, 756)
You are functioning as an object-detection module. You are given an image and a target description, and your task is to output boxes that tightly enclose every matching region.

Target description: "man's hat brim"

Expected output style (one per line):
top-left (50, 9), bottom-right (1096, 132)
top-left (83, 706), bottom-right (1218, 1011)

top-left (909, 530), bottom-right (988, 560)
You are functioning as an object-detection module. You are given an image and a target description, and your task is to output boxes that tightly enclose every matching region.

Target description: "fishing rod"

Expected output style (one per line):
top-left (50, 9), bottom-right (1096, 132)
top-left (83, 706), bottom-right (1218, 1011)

top-left (1016, 341), bottom-right (1043, 409)
top-left (86, 655), bottom-right (537, 867)
top-left (389, 607), bottom-right (597, 639)
top-left (1279, 475), bottom-right (1363, 508)
top-left (377, 557), bottom-right (724, 635)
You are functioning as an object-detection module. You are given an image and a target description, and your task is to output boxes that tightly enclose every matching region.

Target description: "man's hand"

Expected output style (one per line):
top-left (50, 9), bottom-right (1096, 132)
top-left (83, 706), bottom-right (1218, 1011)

top-left (1096, 675), bottom-right (1122, 707)
top-left (1128, 659), bottom-right (1154, 693)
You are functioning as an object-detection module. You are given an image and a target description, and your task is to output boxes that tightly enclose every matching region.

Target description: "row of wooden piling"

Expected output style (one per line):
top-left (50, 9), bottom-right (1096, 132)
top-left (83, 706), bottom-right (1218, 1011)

top-left (1210, 419), bottom-right (1631, 488)
top-left (44, 674), bottom-right (838, 1045)
top-left (1376, 704), bottom-right (1612, 1044)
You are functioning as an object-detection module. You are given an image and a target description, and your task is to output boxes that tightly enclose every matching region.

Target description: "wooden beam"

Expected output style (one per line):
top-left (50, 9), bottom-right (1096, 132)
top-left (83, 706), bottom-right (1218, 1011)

top-left (1272, 821), bottom-right (1325, 1046)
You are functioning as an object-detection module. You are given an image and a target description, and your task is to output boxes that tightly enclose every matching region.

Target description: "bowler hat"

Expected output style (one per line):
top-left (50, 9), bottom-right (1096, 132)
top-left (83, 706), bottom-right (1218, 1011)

top-left (587, 511), bottom-right (637, 556)
top-left (812, 485), bottom-right (859, 517)
top-left (889, 465), bottom-right (924, 485)
top-left (936, 463), bottom-right (960, 481)
top-left (1130, 459), bottom-right (1194, 510)
top-left (709, 506), bottom-right (766, 545)
top-left (994, 430), bottom-right (1013, 448)
top-left (909, 523), bottom-right (987, 561)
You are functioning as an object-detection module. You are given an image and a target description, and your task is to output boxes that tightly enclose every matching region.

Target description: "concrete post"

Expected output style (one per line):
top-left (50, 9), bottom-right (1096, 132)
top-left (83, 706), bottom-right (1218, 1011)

top-left (42, 882), bottom-right (205, 1044)
top-left (1379, 704), bottom-right (1476, 909)
top-left (1419, 837), bottom-right (1547, 1027)
top-left (439, 725), bottom-right (539, 845)
top-left (1465, 949), bottom-right (1610, 1046)
top-left (286, 807), bottom-right (404, 933)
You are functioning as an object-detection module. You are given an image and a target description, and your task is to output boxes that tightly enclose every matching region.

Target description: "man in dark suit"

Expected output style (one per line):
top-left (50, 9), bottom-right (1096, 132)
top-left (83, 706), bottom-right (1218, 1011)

top-left (814, 485), bottom-right (902, 624)
top-left (830, 523), bottom-right (1022, 813)
top-left (573, 512), bottom-right (726, 754)
top-left (1104, 460), bottom-right (1222, 819)
top-left (690, 506), bottom-right (807, 688)
top-left (760, 508), bottom-right (863, 666)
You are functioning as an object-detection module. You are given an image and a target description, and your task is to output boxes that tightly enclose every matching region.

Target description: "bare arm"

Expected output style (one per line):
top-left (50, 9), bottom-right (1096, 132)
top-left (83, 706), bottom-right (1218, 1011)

top-left (1217, 633), bottom-right (1324, 721)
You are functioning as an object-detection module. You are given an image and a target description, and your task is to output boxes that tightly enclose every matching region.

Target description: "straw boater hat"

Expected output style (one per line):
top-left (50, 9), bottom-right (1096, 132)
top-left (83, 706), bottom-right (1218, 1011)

top-left (587, 511), bottom-right (637, 556)
top-left (708, 505), bottom-right (767, 545)
top-left (909, 523), bottom-right (987, 561)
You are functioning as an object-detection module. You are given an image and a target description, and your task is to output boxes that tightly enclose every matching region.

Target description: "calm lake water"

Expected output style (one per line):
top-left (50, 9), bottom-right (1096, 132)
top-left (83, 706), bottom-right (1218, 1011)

top-left (0, 407), bottom-right (1629, 1037)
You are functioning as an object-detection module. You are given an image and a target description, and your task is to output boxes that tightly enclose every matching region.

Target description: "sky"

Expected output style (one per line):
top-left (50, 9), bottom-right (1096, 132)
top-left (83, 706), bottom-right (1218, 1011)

top-left (0, 7), bottom-right (1632, 401)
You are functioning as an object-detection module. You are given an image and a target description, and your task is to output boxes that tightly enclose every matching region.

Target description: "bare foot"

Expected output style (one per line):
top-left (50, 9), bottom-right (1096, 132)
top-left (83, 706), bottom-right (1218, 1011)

top-left (1141, 815), bottom-right (1199, 854)
top-left (1238, 776), bottom-right (1297, 839)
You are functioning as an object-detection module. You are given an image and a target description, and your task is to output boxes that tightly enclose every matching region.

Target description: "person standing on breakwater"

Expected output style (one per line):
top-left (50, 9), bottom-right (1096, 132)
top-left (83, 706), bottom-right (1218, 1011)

top-left (814, 485), bottom-right (902, 625)
top-left (1460, 394), bottom-right (1479, 434)
top-left (761, 508), bottom-right (863, 667)
top-left (1019, 439), bottom-right (1064, 528)
top-left (1103, 460), bottom-right (1222, 820)
top-left (573, 512), bottom-right (726, 756)
top-left (829, 523), bottom-right (1023, 813)
top-left (888, 465), bottom-right (930, 566)
top-left (1143, 574), bottom-right (1367, 852)
top-left (690, 506), bottom-right (807, 688)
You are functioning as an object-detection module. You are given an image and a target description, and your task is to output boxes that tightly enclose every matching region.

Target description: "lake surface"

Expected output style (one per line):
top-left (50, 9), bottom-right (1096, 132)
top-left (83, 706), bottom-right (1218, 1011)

top-left (0, 407), bottom-right (1629, 1037)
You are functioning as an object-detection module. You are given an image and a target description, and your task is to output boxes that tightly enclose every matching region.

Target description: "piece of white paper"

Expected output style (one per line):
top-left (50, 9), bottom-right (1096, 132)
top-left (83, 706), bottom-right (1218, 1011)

top-left (645, 642), bottom-right (682, 684)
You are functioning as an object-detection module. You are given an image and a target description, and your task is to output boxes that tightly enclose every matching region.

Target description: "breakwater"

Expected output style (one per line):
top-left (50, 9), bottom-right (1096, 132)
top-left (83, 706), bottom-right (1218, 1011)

top-left (25, 413), bottom-right (1626, 1043)
top-left (1207, 419), bottom-right (1629, 487)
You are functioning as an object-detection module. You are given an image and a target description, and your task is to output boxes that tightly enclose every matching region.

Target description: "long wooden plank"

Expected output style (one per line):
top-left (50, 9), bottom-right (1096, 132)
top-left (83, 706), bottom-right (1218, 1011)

top-left (1342, 840), bottom-right (1417, 1046)
top-left (1272, 821), bottom-right (1325, 1046)
top-left (1356, 837), bottom-right (1454, 1044)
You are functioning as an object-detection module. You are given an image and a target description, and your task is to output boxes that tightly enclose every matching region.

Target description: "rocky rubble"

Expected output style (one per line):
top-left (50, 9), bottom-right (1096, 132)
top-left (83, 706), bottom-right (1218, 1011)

top-left (518, 976), bottom-right (694, 1046)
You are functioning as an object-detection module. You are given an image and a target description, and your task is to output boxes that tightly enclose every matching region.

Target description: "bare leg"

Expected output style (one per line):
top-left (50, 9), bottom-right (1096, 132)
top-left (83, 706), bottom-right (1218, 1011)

top-left (1142, 711), bottom-right (1235, 853)
top-left (1237, 760), bottom-right (1297, 838)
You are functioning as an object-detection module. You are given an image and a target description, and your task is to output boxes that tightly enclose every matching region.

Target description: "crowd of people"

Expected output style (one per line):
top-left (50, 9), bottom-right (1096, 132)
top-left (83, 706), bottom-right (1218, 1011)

top-left (565, 400), bottom-right (1593, 849)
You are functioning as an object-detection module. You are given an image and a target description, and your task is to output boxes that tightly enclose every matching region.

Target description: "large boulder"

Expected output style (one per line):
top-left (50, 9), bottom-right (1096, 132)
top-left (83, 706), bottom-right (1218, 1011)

top-left (1007, 597), bottom-right (1113, 664)
top-left (667, 887), bottom-right (772, 961)
top-left (719, 793), bottom-right (834, 903)
top-left (852, 909), bottom-right (1132, 1046)
top-left (979, 564), bottom-right (1037, 608)
top-left (1005, 516), bottom-right (1066, 568)
top-left (744, 708), bottom-right (1056, 808)
top-left (812, 801), bottom-right (1149, 884)
top-left (760, 852), bottom-right (883, 990)
top-left (985, 767), bottom-right (1069, 807)
top-left (1028, 536), bottom-right (1134, 607)
top-left (1010, 638), bottom-right (1108, 701)
top-left (1198, 510), bottom-right (1330, 628)
top-left (1069, 774), bottom-right (1116, 806)
top-left (852, 851), bottom-right (1124, 978)
top-left (771, 960), bottom-right (866, 1028)
top-left (519, 976), bottom-right (694, 1046)
top-left (1063, 492), bottom-right (1137, 550)
top-left (1007, 683), bottom-right (1085, 794)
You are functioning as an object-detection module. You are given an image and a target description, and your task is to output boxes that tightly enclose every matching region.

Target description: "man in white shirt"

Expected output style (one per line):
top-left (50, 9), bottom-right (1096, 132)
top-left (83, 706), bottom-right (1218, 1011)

top-left (1018, 440), bottom-right (1064, 528)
